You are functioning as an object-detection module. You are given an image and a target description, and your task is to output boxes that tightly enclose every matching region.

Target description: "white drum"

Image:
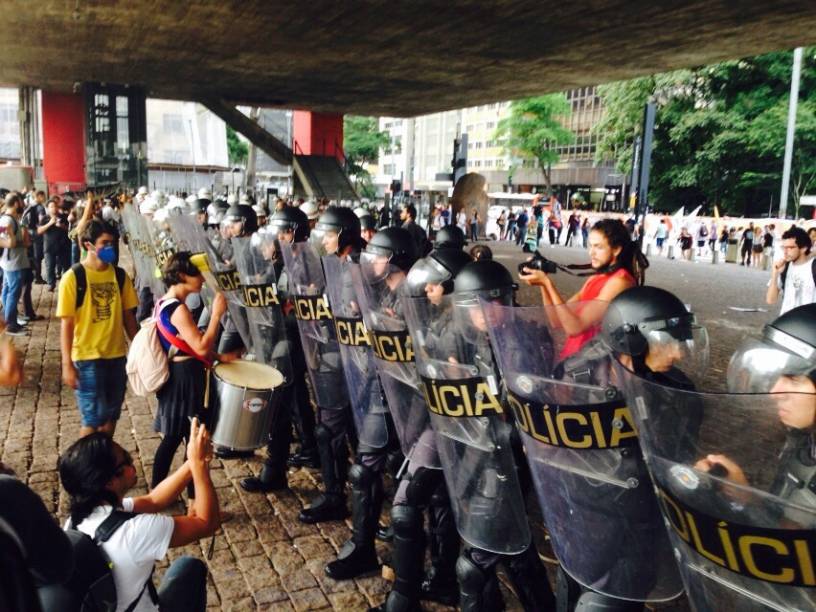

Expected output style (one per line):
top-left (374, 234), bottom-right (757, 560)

top-left (211, 360), bottom-right (284, 451)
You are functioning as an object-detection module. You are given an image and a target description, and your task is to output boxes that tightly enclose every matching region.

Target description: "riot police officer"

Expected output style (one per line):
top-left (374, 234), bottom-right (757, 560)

top-left (370, 247), bottom-right (473, 612)
top-left (434, 225), bottom-right (466, 251)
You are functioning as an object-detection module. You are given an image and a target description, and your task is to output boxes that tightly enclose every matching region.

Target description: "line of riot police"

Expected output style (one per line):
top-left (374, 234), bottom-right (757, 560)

top-left (121, 194), bottom-right (816, 612)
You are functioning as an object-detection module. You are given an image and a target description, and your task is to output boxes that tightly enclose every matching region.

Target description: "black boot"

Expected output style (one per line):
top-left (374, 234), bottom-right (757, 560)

top-left (505, 543), bottom-right (556, 611)
top-left (287, 449), bottom-right (320, 469)
top-left (456, 551), bottom-right (505, 612)
top-left (325, 463), bottom-right (381, 579)
top-left (298, 423), bottom-right (349, 524)
top-left (240, 463), bottom-right (289, 493)
top-left (420, 487), bottom-right (459, 606)
top-left (369, 504), bottom-right (425, 612)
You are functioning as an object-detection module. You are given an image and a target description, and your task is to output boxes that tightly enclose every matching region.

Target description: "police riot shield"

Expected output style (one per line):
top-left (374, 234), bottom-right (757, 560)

top-left (352, 262), bottom-right (440, 467)
top-left (231, 234), bottom-right (293, 384)
top-left (322, 255), bottom-right (390, 448)
top-left (279, 241), bottom-right (348, 410)
top-left (615, 362), bottom-right (816, 611)
top-left (120, 205), bottom-right (158, 295)
top-left (167, 215), bottom-right (251, 350)
top-left (483, 301), bottom-right (683, 603)
top-left (401, 294), bottom-right (530, 554)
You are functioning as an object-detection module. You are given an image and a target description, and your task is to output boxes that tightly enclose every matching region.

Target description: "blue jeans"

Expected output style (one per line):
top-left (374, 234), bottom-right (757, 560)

top-left (158, 556), bottom-right (208, 611)
top-left (74, 357), bottom-right (127, 427)
top-left (1, 269), bottom-right (22, 324)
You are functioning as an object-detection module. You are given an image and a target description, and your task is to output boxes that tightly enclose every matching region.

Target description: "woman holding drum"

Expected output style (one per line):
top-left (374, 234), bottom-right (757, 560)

top-left (151, 252), bottom-right (236, 499)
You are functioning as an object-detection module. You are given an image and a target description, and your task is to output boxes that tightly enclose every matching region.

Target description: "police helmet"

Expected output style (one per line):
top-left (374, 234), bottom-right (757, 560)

top-left (453, 260), bottom-right (514, 304)
top-left (405, 248), bottom-right (473, 297)
top-left (363, 226), bottom-right (418, 273)
top-left (224, 204), bottom-right (258, 236)
top-left (269, 206), bottom-right (310, 243)
top-left (728, 303), bottom-right (816, 393)
top-left (311, 206), bottom-right (362, 254)
top-left (359, 214), bottom-right (376, 232)
top-left (435, 225), bottom-right (467, 250)
top-left (190, 198), bottom-right (209, 214)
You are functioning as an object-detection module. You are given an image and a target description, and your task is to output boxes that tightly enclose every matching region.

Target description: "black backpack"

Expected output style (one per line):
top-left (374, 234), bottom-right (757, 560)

top-left (0, 515), bottom-right (42, 612)
top-left (72, 264), bottom-right (126, 311)
top-left (780, 259), bottom-right (816, 291)
top-left (59, 510), bottom-right (158, 612)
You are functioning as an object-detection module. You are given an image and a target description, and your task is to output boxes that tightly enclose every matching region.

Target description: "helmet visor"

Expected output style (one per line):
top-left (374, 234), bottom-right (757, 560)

top-left (405, 257), bottom-right (450, 298)
top-left (360, 250), bottom-right (392, 284)
top-left (310, 223), bottom-right (340, 256)
top-left (454, 289), bottom-right (512, 344)
top-left (643, 325), bottom-right (709, 383)
top-left (728, 333), bottom-right (816, 394)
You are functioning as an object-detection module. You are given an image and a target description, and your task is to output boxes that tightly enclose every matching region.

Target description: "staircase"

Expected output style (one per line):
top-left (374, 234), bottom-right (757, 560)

top-left (293, 154), bottom-right (358, 200)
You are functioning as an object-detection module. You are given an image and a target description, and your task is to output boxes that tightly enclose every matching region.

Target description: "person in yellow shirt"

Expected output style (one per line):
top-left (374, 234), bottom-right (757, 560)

top-left (57, 220), bottom-right (138, 437)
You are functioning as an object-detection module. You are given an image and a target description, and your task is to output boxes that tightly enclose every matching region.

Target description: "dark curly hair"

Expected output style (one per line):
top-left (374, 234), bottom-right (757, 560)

top-left (591, 218), bottom-right (647, 284)
top-left (58, 433), bottom-right (121, 526)
top-left (162, 251), bottom-right (202, 286)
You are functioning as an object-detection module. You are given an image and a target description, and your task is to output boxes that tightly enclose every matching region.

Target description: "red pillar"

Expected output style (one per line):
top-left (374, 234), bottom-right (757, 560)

top-left (292, 111), bottom-right (344, 160)
top-left (41, 91), bottom-right (86, 194)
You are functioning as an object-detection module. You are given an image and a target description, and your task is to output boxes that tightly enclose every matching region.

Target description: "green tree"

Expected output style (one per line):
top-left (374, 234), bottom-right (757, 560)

top-left (226, 125), bottom-right (248, 166)
top-left (343, 115), bottom-right (391, 180)
top-left (594, 48), bottom-right (816, 217)
top-left (494, 95), bottom-right (573, 192)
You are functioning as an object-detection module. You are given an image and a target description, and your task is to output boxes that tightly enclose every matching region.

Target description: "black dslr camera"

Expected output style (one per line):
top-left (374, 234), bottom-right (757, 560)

top-left (518, 251), bottom-right (558, 274)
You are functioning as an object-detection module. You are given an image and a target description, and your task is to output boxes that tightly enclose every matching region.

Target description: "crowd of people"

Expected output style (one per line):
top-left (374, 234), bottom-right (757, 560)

top-left (0, 184), bottom-right (814, 612)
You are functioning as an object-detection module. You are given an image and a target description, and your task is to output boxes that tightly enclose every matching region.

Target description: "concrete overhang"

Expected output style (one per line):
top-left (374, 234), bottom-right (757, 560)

top-left (1, 1), bottom-right (815, 116)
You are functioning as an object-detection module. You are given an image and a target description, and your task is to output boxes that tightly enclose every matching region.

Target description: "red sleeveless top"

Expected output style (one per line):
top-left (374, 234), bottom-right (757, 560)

top-left (560, 268), bottom-right (635, 358)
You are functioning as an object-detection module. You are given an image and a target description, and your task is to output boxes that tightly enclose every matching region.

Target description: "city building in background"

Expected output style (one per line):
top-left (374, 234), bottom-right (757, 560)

top-left (371, 87), bottom-right (626, 210)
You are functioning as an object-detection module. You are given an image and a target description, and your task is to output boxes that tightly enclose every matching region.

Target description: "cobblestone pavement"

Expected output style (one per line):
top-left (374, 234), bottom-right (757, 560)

top-left (2, 244), bottom-right (775, 610)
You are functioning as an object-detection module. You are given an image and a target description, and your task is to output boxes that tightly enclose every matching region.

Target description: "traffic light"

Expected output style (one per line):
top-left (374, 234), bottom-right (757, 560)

top-left (452, 134), bottom-right (468, 186)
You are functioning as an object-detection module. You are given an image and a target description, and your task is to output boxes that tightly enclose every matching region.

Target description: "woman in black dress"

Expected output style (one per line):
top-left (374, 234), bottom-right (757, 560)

top-left (151, 252), bottom-right (231, 497)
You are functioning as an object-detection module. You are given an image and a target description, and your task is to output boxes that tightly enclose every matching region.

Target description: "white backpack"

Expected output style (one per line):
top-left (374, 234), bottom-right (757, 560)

top-left (125, 300), bottom-right (179, 396)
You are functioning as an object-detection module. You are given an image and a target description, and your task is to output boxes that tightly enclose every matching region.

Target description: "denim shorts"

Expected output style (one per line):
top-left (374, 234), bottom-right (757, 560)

top-left (74, 357), bottom-right (127, 427)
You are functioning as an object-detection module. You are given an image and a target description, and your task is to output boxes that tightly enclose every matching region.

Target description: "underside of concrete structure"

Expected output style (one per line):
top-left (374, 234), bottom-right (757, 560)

top-left (1, 2), bottom-right (815, 116)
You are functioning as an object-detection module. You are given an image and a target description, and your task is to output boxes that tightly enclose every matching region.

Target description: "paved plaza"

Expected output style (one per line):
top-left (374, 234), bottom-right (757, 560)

top-left (0, 242), bottom-right (775, 610)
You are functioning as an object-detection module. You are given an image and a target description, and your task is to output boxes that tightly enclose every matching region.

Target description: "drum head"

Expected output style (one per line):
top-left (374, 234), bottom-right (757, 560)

top-left (215, 360), bottom-right (284, 390)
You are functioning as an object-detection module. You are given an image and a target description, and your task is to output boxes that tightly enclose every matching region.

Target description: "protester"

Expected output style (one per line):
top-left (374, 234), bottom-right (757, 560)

top-left (654, 219), bottom-right (668, 255)
top-left (515, 207), bottom-right (529, 246)
top-left (57, 418), bottom-right (218, 612)
top-left (766, 226), bottom-right (816, 315)
top-left (469, 244), bottom-right (493, 260)
top-left (400, 203), bottom-right (429, 255)
top-left (496, 209), bottom-right (506, 241)
top-left (580, 215), bottom-right (590, 247)
top-left (0, 193), bottom-right (31, 335)
top-left (739, 222), bottom-right (754, 265)
top-left (38, 198), bottom-right (70, 291)
top-left (505, 210), bottom-right (517, 241)
top-left (22, 190), bottom-right (47, 284)
top-left (679, 227), bottom-right (693, 260)
top-left (519, 218), bottom-right (638, 357)
top-left (57, 219), bottom-right (138, 437)
top-left (469, 207), bottom-right (480, 241)
top-left (751, 225), bottom-right (763, 267)
top-left (455, 206), bottom-right (467, 235)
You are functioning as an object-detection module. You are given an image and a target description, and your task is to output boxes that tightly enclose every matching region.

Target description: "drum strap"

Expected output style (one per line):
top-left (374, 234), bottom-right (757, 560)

top-left (155, 298), bottom-right (214, 369)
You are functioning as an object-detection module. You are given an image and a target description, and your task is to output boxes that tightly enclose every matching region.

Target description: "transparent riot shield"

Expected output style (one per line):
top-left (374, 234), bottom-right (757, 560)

top-left (231, 234), bottom-right (293, 384)
top-left (615, 364), bottom-right (816, 612)
top-left (279, 241), bottom-right (348, 410)
top-left (483, 301), bottom-right (683, 603)
top-left (120, 205), bottom-right (154, 293)
top-left (322, 255), bottom-right (389, 448)
top-left (401, 294), bottom-right (530, 554)
top-left (167, 215), bottom-right (251, 350)
top-left (352, 262), bottom-right (440, 467)
top-left (165, 214), bottom-right (215, 304)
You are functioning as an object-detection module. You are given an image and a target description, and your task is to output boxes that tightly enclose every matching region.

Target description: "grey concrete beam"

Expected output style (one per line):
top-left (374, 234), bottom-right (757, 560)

top-left (200, 98), bottom-right (293, 167)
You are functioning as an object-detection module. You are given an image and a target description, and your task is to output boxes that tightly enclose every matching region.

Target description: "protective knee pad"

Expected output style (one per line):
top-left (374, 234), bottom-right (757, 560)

top-left (390, 503), bottom-right (423, 540)
top-left (404, 467), bottom-right (442, 507)
top-left (576, 591), bottom-right (644, 612)
top-left (315, 423), bottom-right (333, 446)
top-left (455, 552), bottom-right (490, 595)
top-left (349, 462), bottom-right (375, 489)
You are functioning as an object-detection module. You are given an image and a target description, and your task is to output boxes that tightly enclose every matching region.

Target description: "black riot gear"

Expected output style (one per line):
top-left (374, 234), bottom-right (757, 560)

top-left (312, 206), bottom-right (362, 254)
top-left (190, 198), bottom-right (209, 214)
top-left (364, 227), bottom-right (419, 273)
top-left (764, 303), bottom-right (816, 368)
top-left (434, 225), bottom-right (466, 250)
top-left (269, 206), bottom-right (311, 243)
top-left (405, 248), bottom-right (473, 297)
top-left (453, 260), bottom-right (514, 303)
top-left (602, 286), bottom-right (698, 357)
top-left (225, 204), bottom-right (258, 236)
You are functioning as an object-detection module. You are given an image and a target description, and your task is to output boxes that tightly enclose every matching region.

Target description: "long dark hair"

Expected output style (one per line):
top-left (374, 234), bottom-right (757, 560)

top-left (58, 433), bottom-right (121, 526)
top-left (590, 218), bottom-right (647, 284)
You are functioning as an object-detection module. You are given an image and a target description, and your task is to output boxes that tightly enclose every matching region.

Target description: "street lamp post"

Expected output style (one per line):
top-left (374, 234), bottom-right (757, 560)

top-left (779, 47), bottom-right (803, 220)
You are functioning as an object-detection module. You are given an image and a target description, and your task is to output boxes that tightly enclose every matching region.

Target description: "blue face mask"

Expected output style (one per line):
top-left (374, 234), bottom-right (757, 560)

top-left (96, 245), bottom-right (116, 264)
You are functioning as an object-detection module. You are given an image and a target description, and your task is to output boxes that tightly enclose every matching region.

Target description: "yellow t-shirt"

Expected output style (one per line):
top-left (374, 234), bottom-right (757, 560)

top-left (56, 264), bottom-right (139, 361)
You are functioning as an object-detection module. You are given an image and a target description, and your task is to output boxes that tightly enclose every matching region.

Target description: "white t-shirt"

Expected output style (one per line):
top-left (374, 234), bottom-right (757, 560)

top-left (777, 259), bottom-right (816, 315)
top-left (65, 498), bottom-right (174, 612)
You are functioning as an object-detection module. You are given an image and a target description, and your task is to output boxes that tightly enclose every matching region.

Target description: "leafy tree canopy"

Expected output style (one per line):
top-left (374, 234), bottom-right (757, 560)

top-left (595, 48), bottom-right (816, 217)
top-left (343, 115), bottom-right (391, 179)
top-left (226, 125), bottom-right (248, 166)
top-left (494, 95), bottom-right (573, 192)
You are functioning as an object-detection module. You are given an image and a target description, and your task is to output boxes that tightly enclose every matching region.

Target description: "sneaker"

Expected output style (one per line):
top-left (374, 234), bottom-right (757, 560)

top-left (16, 318), bottom-right (29, 327)
top-left (34, 278), bottom-right (46, 285)
top-left (5, 324), bottom-right (27, 336)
